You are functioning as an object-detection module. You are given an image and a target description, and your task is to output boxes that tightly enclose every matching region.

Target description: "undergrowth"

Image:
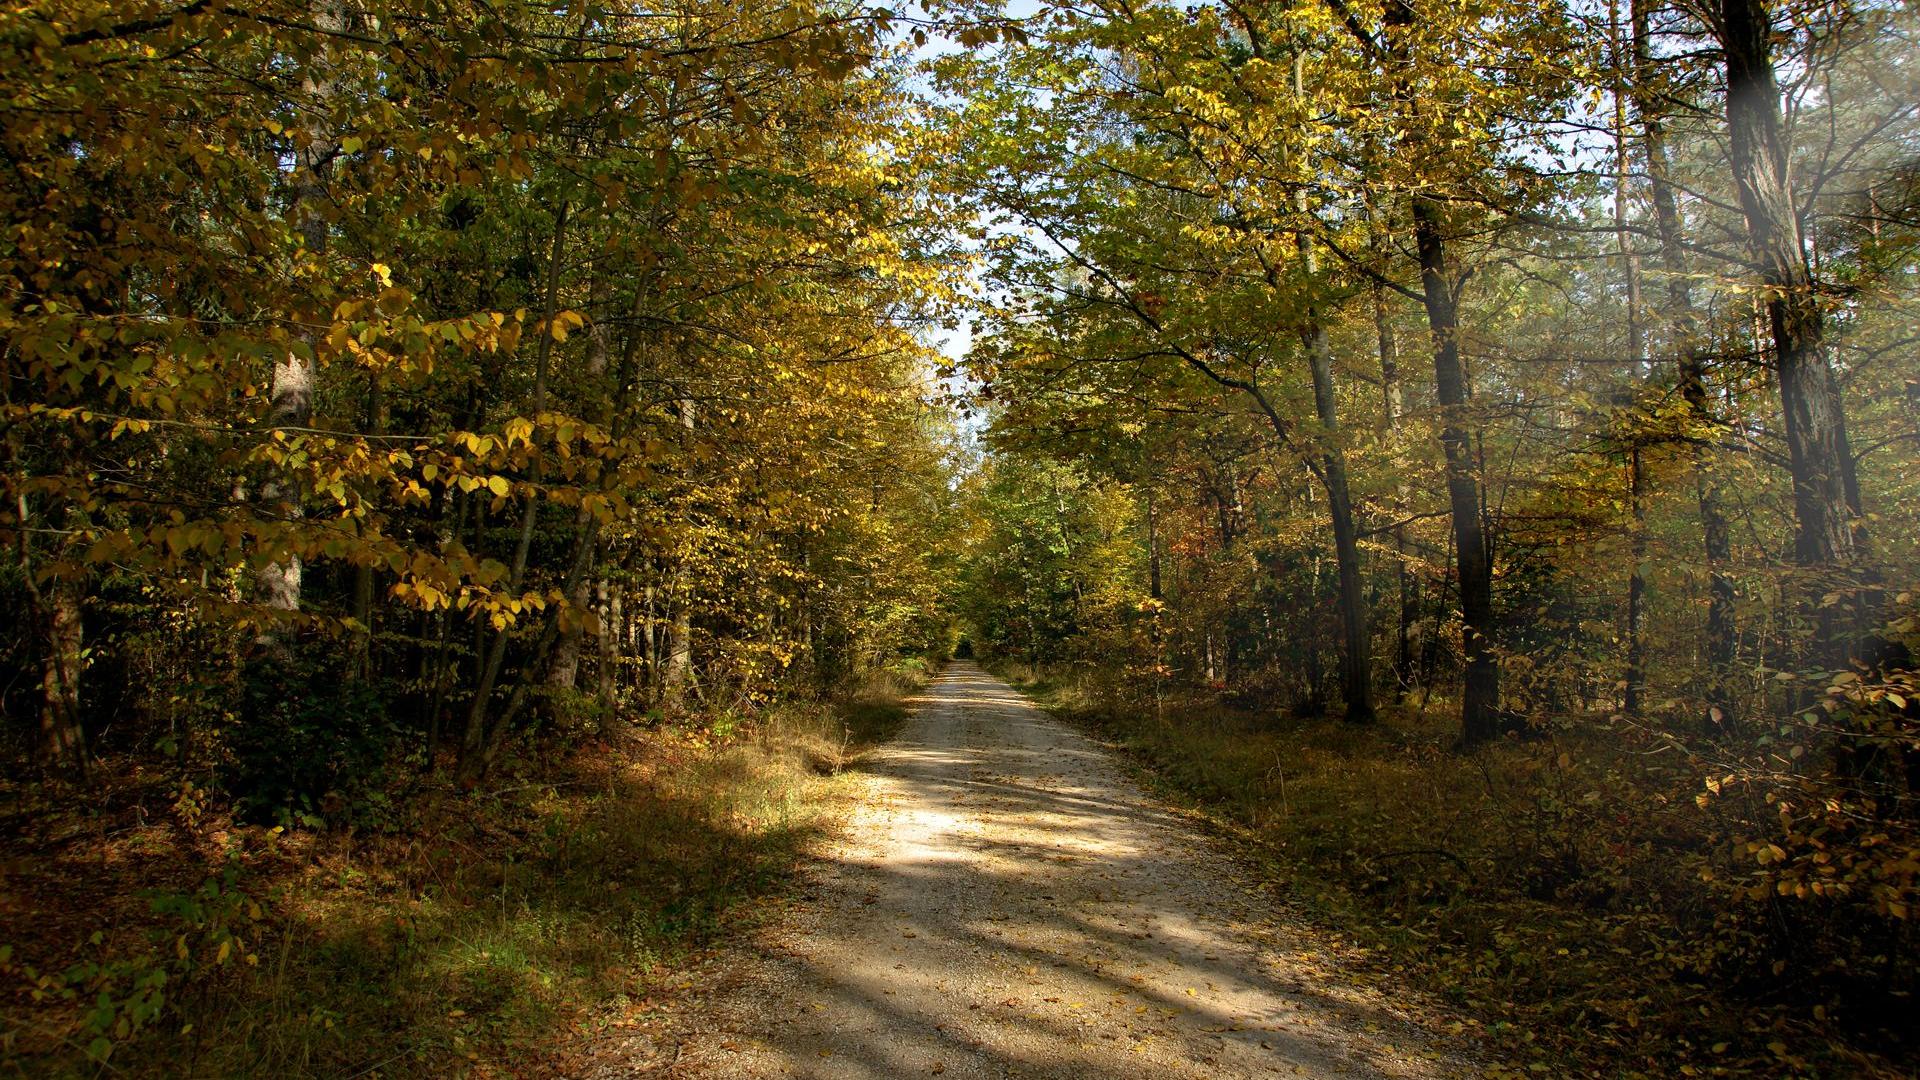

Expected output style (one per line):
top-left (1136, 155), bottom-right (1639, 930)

top-left (998, 665), bottom-right (1914, 1080)
top-left (0, 668), bottom-right (925, 1078)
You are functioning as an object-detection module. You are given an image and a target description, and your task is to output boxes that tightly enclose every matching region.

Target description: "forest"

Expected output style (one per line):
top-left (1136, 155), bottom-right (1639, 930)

top-left (2, 0), bottom-right (1917, 1077)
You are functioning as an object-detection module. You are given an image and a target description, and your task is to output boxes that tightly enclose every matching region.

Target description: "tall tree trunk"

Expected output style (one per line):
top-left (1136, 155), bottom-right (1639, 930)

top-left (1633, 0), bottom-right (1736, 726)
top-left (258, 0), bottom-right (346, 619)
top-left (1310, 363), bottom-right (1375, 723)
top-left (1283, 67), bottom-right (1376, 722)
top-left (1375, 278), bottom-right (1417, 697)
top-left (1294, 268), bottom-right (1375, 719)
top-left (1612, 0), bottom-right (1649, 716)
top-left (1717, 0), bottom-right (1865, 666)
top-left (1384, 0), bottom-right (1501, 743)
top-left (1410, 202), bottom-right (1501, 742)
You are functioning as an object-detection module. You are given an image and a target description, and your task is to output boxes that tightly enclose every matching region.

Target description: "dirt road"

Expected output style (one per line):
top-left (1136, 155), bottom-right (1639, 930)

top-left (651, 663), bottom-right (1457, 1079)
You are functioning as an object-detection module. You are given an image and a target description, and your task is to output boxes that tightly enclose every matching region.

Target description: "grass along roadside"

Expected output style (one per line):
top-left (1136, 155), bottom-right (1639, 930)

top-left (993, 665), bottom-right (1913, 1080)
top-left (0, 667), bottom-right (927, 1078)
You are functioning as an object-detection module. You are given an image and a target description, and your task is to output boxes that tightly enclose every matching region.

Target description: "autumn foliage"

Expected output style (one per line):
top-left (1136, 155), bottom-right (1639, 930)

top-left (4, 0), bottom-right (1919, 1075)
top-left (940, 0), bottom-right (1919, 1073)
top-left (2, 2), bottom-right (964, 1071)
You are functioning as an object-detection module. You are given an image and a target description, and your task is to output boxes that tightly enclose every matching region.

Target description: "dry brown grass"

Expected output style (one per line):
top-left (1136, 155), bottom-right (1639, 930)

top-left (1001, 666), bottom-right (1915, 1080)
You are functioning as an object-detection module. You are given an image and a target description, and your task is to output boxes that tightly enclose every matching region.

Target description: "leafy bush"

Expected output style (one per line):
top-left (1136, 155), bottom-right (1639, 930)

top-left (228, 649), bottom-right (399, 828)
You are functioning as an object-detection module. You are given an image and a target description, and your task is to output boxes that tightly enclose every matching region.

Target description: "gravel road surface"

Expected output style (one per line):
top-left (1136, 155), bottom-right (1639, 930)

top-left (646, 662), bottom-right (1458, 1079)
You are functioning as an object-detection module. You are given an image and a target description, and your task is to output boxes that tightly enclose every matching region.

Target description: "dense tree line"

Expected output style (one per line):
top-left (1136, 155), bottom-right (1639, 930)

top-left (942, 0), bottom-right (1919, 1033)
top-left (2, 0), bottom-right (965, 807)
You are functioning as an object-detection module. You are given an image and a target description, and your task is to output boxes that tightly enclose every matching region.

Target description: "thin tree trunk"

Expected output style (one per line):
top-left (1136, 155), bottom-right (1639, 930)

top-left (1286, 86), bottom-right (1376, 722)
top-left (597, 576), bottom-right (618, 708)
top-left (459, 200), bottom-right (572, 780)
top-left (1625, 446), bottom-right (1648, 714)
top-left (643, 575), bottom-right (659, 698)
top-left (1145, 486), bottom-right (1168, 713)
top-left (351, 377), bottom-right (385, 678)
top-left (42, 576), bottom-right (88, 778)
top-left (544, 297), bottom-right (613, 701)
top-left (424, 602), bottom-right (451, 759)
top-left (1298, 295), bottom-right (1375, 722)
top-left (661, 399), bottom-right (698, 709)
top-left (478, 518), bottom-right (602, 772)
top-left (423, 484), bottom-right (473, 764)
top-left (1145, 487), bottom-right (1162, 601)
top-left (1049, 475), bottom-right (1085, 616)
top-left (1612, 0), bottom-right (1649, 715)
